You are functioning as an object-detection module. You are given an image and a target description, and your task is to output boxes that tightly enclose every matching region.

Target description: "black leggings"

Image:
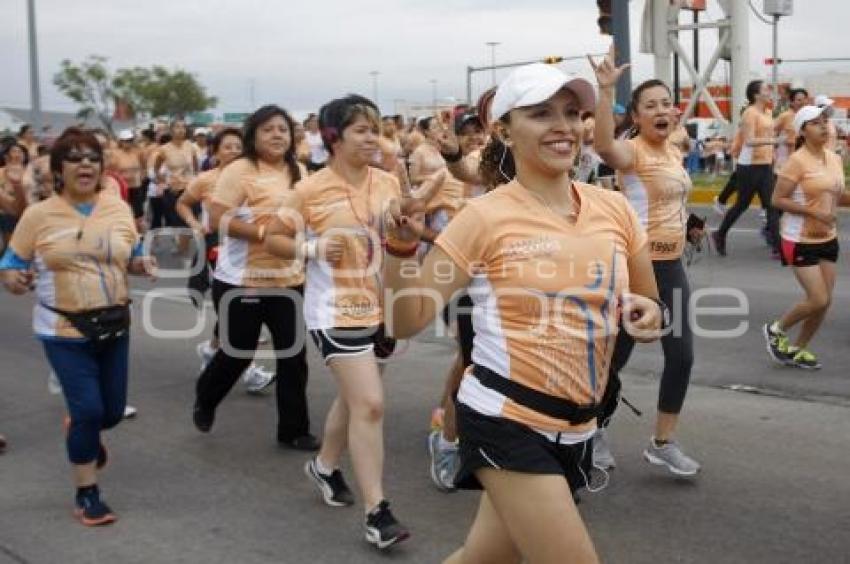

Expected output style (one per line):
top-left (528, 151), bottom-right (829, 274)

top-left (606, 259), bottom-right (694, 418)
top-left (718, 164), bottom-right (779, 247)
top-left (195, 279), bottom-right (311, 441)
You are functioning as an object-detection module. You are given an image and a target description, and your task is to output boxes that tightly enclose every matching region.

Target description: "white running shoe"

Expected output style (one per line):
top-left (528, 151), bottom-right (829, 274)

top-left (713, 196), bottom-right (728, 216)
top-left (123, 405), bottom-right (138, 419)
top-left (643, 438), bottom-right (700, 477)
top-left (242, 364), bottom-right (276, 394)
top-left (196, 341), bottom-right (216, 371)
top-left (48, 371), bottom-right (62, 395)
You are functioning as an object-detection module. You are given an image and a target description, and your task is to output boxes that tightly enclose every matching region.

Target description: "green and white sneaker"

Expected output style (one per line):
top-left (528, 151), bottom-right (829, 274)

top-left (789, 348), bottom-right (822, 370)
top-left (763, 321), bottom-right (793, 365)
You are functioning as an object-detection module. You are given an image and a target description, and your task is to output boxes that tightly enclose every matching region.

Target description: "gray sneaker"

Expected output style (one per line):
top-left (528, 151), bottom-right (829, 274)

top-left (643, 439), bottom-right (701, 477)
top-left (592, 428), bottom-right (616, 470)
top-left (427, 430), bottom-right (459, 492)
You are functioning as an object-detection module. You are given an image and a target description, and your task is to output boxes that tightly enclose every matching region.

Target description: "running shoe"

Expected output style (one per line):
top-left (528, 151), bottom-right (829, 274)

top-left (712, 196), bottom-right (727, 216)
top-left (642, 439), bottom-right (701, 477)
top-left (0, 434), bottom-right (7, 453)
top-left (123, 405), bottom-right (137, 419)
top-left (789, 348), bottom-right (822, 370)
top-left (193, 402), bottom-right (215, 433)
top-left (763, 321), bottom-right (793, 365)
top-left (196, 341), bottom-right (216, 371)
top-left (365, 500), bottom-right (410, 550)
top-left (242, 364), bottom-right (276, 394)
top-left (427, 430), bottom-right (459, 492)
top-left (304, 458), bottom-right (355, 507)
top-left (592, 427), bottom-right (616, 470)
top-left (74, 485), bottom-right (117, 526)
top-left (48, 371), bottom-right (62, 395)
top-left (710, 230), bottom-right (726, 256)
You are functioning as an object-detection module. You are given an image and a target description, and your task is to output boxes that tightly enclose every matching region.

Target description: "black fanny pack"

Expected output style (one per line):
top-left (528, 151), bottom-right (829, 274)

top-left (42, 302), bottom-right (131, 343)
top-left (471, 364), bottom-right (602, 425)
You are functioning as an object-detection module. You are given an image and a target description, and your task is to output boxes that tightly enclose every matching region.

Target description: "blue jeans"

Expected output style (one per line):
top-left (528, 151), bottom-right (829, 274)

top-left (42, 336), bottom-right (129, 464)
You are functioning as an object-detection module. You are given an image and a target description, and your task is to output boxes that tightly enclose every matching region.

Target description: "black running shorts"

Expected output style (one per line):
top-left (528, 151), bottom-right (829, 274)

top-left (454, 402), bottom-right (593, 493)
top-left (309, 325), bottom-right (396, 363)
top-left (780, 238), bottom-right (839, 267)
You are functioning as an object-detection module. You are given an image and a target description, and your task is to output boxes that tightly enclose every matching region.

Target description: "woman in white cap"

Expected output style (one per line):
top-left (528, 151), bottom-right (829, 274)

top-left (589, 46), bottom-right (702, 478)
top-left (814, 95), bottom-right (839, 152)
top-left (764, 105), bottom-right (850, 370)
top-left (383, 62), bottom-right (664, 563)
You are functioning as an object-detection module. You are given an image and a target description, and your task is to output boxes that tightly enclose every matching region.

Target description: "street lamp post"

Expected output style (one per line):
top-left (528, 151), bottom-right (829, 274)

top-left (27, 0), bottom-right (42, 139)
top-left (486, 41), bottom-right (500, 87)
top-left (369, 71), bottom-right (380, 109)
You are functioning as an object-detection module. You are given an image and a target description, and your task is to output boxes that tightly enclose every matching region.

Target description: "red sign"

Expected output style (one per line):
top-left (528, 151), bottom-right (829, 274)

top-left (673, 0), bottom-right (707, 10)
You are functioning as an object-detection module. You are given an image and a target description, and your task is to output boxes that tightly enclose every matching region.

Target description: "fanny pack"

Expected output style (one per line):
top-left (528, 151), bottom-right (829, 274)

top-left (471, 364), bottom-right (602, 425)
top-left (41, 302), bottom-right (131, 343)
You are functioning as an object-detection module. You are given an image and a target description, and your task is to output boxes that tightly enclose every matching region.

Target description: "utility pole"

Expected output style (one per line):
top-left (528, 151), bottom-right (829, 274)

top-left (730, 0), bottom-right (750, 131)
top-left (771, 14), bottom-right (780, 109)
top-left (612, 0), bottom-right (632, 108)
top-left (27, 0), bottom-right (42, 139)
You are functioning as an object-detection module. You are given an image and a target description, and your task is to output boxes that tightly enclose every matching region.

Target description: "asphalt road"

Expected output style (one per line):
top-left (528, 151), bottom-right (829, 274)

top-left (1, 206), bottom-right (848, 563)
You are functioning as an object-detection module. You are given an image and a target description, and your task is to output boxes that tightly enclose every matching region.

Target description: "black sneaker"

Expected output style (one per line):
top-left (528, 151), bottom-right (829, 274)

top-left (365, 500), bottom-right (410, 550)
top-left (74, 485), bottom-right (117, 527)
top-left (193, 403), bottom-right (215, 433)
top-left (279, 434), bottom-right (321, 452)
top-left (304, 458), bottom-right (355, 507)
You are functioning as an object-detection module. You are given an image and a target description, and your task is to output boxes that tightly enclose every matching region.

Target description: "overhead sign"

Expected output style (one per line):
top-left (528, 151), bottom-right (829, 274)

top-left (223, 112), bottom-right (250, 124)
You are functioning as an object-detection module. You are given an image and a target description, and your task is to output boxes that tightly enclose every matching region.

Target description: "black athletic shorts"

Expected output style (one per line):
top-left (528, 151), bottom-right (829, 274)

top-left (454, 402), bottom-right (592, 493)
top-left (309, 325), bottom-right (396, 363)
top-left (163, 188), bottom-right (187, 227)
top-left (128, 186), bottom-right (145, 218)
top-left (780, 238), bottom-right (839, 267)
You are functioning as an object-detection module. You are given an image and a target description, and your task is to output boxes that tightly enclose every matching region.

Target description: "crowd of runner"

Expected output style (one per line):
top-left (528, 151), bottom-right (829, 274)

top-left (1, 39), bottom-right (848, 562)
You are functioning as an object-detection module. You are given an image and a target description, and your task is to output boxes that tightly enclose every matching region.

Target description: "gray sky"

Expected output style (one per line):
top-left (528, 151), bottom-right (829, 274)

top-left (1, 0), bottom-right (848, 118)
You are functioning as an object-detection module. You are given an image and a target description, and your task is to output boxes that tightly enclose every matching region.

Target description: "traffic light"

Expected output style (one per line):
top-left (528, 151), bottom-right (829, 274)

top-left (597, 0), bottom-right (612, 35)
top-left (543, 56), bottom-right (564, 64)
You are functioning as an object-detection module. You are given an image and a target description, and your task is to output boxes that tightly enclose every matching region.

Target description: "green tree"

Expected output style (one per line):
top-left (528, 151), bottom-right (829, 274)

top-left (52, 55), bottom-right (117, 133)
top-left (54, 56), bottom-right (218, 133)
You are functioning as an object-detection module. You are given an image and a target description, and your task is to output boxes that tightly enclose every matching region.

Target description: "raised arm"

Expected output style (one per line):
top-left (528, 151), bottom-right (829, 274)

top-left (589, 44), bottom-right (636, 171)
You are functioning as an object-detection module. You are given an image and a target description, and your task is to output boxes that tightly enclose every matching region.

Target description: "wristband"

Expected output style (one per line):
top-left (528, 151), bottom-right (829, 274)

top-left (301, 239), bottom-right (318, 260)
top-left (441, 147), bottom-right (463, 163)
top-left (650, 297), bottom-right (672, 331)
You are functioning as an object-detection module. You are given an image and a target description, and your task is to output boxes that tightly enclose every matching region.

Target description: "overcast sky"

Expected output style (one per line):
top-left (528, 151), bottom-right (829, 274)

top-left (1, 0), bottom-right (848, 118)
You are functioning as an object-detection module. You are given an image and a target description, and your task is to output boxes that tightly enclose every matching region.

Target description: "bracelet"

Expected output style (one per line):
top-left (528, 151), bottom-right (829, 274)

top-left (384, 239), bottom-right (418, 258)
top-left (441, 147), bottom-right (463, 163)
top-left (650, 297), bottom-right (672, 331)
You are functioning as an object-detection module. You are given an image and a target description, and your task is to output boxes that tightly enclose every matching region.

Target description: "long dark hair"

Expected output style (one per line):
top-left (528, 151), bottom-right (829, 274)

top-left (629, 79), bottom-right (672, 138)
top-left (479, 113), bottom-right (516, 190)
top-left (242, 104), bottom-right (301, 185)
top-left (746, 80), bottom-right (764, 105)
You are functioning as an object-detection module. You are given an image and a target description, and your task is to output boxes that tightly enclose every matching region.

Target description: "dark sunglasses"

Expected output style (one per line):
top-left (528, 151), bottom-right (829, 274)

top-left (64, 151), bottom-right (102, 164)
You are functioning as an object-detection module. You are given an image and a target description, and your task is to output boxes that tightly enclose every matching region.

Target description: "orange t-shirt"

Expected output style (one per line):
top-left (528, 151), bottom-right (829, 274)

top-left (110, 147), bottom-right (145, 188)
top-left (617, 136), bottom-right (691, 260)
top-left (211, 158), bottom-right (305, 288)
top-left (284, 166), bottom-right (401, 329)
top-left (186, 168), bottom-right (221, 232)
top-left (156, 141), bottom-right (196, 191)
top-left (778, 148), bottom-right (844, 243)
top-left (738, 106), bottom-right (775, 165)
top-left (9, 194), bottom-right (137, 338)
top-left (436, 180), bottom-right (647, 434)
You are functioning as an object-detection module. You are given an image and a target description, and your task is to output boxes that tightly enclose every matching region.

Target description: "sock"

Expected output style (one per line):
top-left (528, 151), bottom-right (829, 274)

top-left (438, 433), bottom-right (458, 450)
top-left (314, 456), bottom-right (334, 476)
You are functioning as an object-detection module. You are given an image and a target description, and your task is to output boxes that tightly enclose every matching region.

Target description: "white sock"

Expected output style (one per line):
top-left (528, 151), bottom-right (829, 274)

top-left (314, 456), bottom-right (334, 476)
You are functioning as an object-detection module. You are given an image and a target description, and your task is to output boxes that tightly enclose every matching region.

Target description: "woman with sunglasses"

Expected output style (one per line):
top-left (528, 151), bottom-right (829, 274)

top-left (0, 127), bottom-right (156, 526)
top-left (764, 105), bottom-right (850, 370)
top-left (383, 62), bottom-right (662, 564)
top-left (192, 105), bottom-right (318, 451)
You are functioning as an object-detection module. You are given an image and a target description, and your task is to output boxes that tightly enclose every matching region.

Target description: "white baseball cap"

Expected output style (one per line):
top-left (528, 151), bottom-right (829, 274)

top-left (490, 63), bottom-right (596, 125)
top-left (793, 105), bottom-right (827, 135)
top-left (814, 94), bottom-right (835, 108)
top-left (193, 127), bottom-right (210, 136)
top-left (117, 128), bottom-right (134, 141)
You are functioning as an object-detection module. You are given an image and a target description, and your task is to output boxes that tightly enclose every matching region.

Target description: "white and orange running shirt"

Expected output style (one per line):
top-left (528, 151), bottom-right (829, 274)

top-left (436, 180), bottom-right (648, 434)
top-left (738, 106), bottom-right (775, 165)
top-left (284, 166), bottom-right (401, 329)
top-left (617, 136), bottom-right (691, 261)
top-left (7, 194), bottom-right (137, 339)
top-left (212, 158), bottom-right (305, 288)
top-left (185, 168), bottom-right (220, 232)
top-left (778, 148), bottom-right (844, 243)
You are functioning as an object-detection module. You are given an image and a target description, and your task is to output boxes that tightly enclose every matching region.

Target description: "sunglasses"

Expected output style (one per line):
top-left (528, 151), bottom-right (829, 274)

top-left (64, 151), bottom-right (102, 164)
